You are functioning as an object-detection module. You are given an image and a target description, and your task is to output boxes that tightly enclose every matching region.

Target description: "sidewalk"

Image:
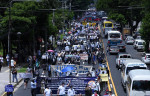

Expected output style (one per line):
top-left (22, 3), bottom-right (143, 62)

top-left (0, 66), bottom-right (22, 96)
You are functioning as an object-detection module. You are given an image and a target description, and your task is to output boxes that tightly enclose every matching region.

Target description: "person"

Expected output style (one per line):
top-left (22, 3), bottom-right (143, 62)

top-left (86, 71), bottom-right (92, 77)
top-left (85, 84), bottom-right (92, 96)
top-left (57, 80), bottom-right (71, 96)
top-left (106, 46), bottom-right (109, 55)
top-left (12, 68), bottom-right (18, 83)
top-left (44, 87), bottom-right (52, 96)
top-left (11, 57), bottom-right (15, 67)
top-left (94, 79), bottom-right (101, 95)
top-left (67, 86), bottom-right (75, 96)
top-left (0, 62), bottom-right (2, 72)
top-left (48, 64), bottom-right (51, 77)
top-left (108, 91), bottom-right (115, 96)
top-left (31, 79), bottom-right (36, 96)
top-left (92, 90), bottom-right (99, 96)
top-left (24, 78), bottom-right (29, 90)
top-left (6, 54), bottom-right (9, 66)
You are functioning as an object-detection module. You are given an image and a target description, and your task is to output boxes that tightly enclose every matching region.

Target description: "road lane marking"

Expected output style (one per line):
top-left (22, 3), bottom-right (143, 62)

top-left (98, 24), bottom-right (118, 96)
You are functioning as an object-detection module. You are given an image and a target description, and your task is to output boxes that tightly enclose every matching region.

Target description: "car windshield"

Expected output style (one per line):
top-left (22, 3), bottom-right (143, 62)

top-left (126, 67), bottom-right (146, 75)
top-left (120, 55), bottom-right (131, 58)
top-left (146, 55), bottom-right (150, 58)
top-left (138, 42), bottom-right (144, 45)
top-left (132, 81), bottom-right (150, 91)
top-left (105, 23), bottom-right (112, 27)
top-left (110, 34), bottom-right (120, 38)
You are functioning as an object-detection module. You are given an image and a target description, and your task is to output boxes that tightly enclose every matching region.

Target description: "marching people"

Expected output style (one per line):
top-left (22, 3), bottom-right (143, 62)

top-left (31, 79), bottom-right (36, 96)
top-left (67, 86), bottom-right (75, 96)
top-left (94, 79), bottom-right (101, 95)
top-left (57, 80), bottom-right (71, 96)
top-left (92, 90), bottom-right (99, 96)
top-left (85, 84), bottom-right (92, 96)
top-left (44, 86), bottom-right (52, 96)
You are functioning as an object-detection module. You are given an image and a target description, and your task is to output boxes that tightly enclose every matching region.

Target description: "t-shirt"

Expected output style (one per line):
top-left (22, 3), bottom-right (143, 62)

top-left (44, 88), bottom-right (51, 96)
top-left (58, 85), bottom-right (67, 95)
top-left (11, 59), bottom-right (14, 66)
top-left (31, 82), bottom-right (36, 89)
top-left (67, 88), bottom-right (75, 96)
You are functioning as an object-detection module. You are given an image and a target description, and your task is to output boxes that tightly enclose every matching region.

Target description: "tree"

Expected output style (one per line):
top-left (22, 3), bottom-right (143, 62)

top-left (140, 0), bottom-right (150, 52)
top-left (96, 0), bottom-right (143, 33)
top-left (0, 1), bottom-right (40, 56)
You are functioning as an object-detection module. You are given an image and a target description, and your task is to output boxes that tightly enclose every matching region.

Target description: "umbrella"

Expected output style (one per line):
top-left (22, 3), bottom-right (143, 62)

top-left (48, 50), bottom-right (54, 52)
top-left (61, 66), bottom-right (75, 72)
top-left (68, 31), bottom-right (72, 34)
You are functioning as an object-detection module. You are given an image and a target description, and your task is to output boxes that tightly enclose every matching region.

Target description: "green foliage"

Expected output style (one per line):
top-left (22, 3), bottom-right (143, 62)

top-left (17, 67), bottom-right (27, 73)
top-left (108, 12), bottom-right (126, 25)
top-left (96, 0), bottom-right (143, 31)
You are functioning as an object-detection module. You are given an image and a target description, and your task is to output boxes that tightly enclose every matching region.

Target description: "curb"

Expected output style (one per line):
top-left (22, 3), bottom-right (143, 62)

top-left (1, 79), bottom-right (23, 96)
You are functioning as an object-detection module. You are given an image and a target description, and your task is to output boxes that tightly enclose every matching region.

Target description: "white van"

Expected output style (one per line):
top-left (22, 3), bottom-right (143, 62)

top-left (133, 39), bottom-right (145, 51)
top-left (121, 59), bottom-right (147, 89)
top-left (126, 69), bottom-right (150, 96)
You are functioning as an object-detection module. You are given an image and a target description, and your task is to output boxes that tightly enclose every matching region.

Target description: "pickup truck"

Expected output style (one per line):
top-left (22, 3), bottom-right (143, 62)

top-left (116, 53), bottom-right (132, 69)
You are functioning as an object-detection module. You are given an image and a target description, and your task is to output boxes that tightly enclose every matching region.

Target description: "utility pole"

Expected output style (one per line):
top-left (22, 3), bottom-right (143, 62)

top-left (8, 1), bottom-right (12, 84)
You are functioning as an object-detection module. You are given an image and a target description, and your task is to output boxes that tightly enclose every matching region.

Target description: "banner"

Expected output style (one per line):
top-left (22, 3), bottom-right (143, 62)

top-left (36, 77), bottom-right (96, 94)
top-left (19, 73), bottom-right (33, 78)
top-left (79, 54), bottom-right (88, 60)
top-left (51, 64), bottom-right (92, 74)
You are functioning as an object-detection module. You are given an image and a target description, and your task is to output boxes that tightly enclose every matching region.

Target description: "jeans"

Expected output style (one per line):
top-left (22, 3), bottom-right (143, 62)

top-left (12, 74), bottom-right (18, 82)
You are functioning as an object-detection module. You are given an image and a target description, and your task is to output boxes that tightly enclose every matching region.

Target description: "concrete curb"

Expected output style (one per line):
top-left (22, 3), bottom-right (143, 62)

top-left (1, 79), bottom-right (23, 96)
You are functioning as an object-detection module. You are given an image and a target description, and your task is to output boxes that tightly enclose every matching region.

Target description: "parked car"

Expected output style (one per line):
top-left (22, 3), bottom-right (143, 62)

top-left (109, 46), bottom-right (119, 54)
top-left (141, 53), bottom-right (150, 64)
top-left (116, 53), bottom-right (132, 69)
top-left (125, 36), bottom-right (134, 44)
top-left (117, 43), bottom-right (126, 52)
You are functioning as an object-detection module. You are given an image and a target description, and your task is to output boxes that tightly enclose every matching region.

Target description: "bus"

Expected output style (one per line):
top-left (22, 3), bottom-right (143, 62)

top-left (126, 69), bottom-right (150, 96)
top-left (103, 21), bottom-right (113, 38)
top-left (107, 31), bottom-right (122, 46)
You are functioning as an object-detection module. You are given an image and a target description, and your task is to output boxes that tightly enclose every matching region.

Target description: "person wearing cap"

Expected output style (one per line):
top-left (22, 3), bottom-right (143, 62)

top-left (44, 86), bottom-right (52, 96)
top-left (57, 80), bottom-right (71, 96)
top-left (67, 86), bottom-right (75, 96)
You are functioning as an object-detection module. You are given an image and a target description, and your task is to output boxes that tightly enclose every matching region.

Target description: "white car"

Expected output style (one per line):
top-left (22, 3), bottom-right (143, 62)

top-left (133, 39), bottom-right (145, 50)
top-left (125, 36), bottom-right (134, 44)
top-left (141, 53), bottom-right (150, 64)
top-left (116, 53), bottom-right (132, 69)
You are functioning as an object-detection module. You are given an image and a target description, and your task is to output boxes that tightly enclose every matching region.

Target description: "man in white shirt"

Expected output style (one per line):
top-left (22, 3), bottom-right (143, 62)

top-left (44, 87), bottom-right (52, 96)
top-left (31, 80), bottom-right (36, 96)
top-left (67, 86), bottom-right (75, 96)
top-left (57, 80), bottom-right (71, 96)
top-left (94, 79), bottom-right (101, 95)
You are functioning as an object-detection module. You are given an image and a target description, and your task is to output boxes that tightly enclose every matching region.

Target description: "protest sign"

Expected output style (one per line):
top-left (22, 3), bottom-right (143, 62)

top-left (79, 54), bottom-right (88, 60)
top-left (19, 73), bottom-right (32, 78)
top-left (36, 76), bottom-right (96, 94)
top-left (51, 64), bottom-right (92, 74)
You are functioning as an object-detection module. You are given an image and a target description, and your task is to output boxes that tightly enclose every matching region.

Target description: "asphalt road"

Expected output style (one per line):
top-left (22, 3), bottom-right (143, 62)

top-left (101, 25), bottom-right (150, 96)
